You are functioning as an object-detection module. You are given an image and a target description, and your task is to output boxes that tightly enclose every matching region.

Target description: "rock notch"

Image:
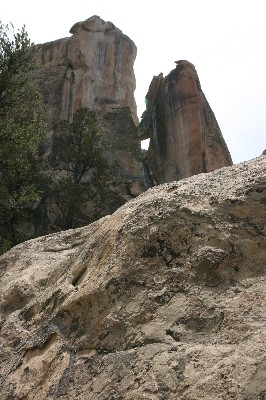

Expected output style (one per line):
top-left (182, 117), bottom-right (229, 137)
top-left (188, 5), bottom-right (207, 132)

top-left (0, 156), bottom-right (265, 399)
top-left (139, 60), bottom-right (233, 184)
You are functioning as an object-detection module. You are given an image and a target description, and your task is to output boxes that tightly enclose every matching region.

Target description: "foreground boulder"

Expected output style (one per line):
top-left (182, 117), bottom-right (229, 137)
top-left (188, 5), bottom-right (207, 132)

top-left (0, 156), bottom-right (265, 399)
top-left (139, 60), bottom-right (233, 184)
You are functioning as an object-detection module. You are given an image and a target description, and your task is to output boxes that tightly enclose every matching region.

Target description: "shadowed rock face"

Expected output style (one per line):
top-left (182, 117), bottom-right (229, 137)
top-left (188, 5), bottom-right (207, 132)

top-left (0, 156), bottom-right (265, 399)
top-left (140, 60), bottom-right (233, 184)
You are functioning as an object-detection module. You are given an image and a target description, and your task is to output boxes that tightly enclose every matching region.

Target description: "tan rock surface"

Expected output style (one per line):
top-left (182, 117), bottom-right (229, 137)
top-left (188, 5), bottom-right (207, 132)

top-left (36, 15), bottom-right (137, 124)
top-left (0, 156), bottom-right (265, 399)
top-left (140, 60), bottom-right (233, 184)
top-left (36, 16), bottom-right (144, 187)
top-left (33, 16), bottom-right (151, 233)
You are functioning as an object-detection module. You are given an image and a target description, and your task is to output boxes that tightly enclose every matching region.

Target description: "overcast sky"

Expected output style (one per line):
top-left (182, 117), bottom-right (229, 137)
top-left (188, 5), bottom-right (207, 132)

top-left (2, 0), bottom-right (265, 163)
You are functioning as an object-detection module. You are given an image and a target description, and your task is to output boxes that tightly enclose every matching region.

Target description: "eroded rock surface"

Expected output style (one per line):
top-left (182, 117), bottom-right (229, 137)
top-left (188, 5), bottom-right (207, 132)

top-left (0, 156), bottom-right (265, 399)
top-left (34, 16), bottom-right (151, 233)
top-left (36, 15), bottom-right (137, 124)
top-left (140, 60), bottom-right (233, 184)
top-left (36, 15), bottom-right (144, 186)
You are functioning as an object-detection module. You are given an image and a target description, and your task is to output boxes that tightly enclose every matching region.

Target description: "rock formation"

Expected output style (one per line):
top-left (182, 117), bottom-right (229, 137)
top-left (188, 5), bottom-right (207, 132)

top-left (139, 60), bottom-right (233, 184)
top-left (0, 155), bottom-right (265, 399)
top-left (32, 19), bottom-right (234, 234)
top-left (36, 15), bottom-right (137, 124)
top-left (33, 16), bottom-right (152, 232)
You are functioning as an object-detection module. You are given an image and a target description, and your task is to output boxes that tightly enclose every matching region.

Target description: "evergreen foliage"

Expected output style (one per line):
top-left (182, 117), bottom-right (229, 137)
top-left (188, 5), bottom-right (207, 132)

top-left (0, 24), bottom-right (113, 254)
top-left (50, 108), bottom-right (111, 230)
top-left (0, 22), bottom-right (46, 254)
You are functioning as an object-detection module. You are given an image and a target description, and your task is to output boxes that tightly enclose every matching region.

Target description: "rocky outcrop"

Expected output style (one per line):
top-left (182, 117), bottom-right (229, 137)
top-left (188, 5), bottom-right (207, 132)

top-left (34, 21), bottom-right (233, 233)
top-left (36, 16), bottom-right (148, 189)
top-left (36, 15), bottom-right (137, 124)
top-left (0, 156), bottom-right (265, 399)
top-left (33, 16), bottom-right (151, 233)
top-left (140, 60), bottom-right (233, 184)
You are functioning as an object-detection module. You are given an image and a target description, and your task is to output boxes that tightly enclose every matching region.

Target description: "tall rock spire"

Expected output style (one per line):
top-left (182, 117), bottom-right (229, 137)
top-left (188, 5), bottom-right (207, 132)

top-left (139, 60), bottom-right (233, 184)
top-left (36, 15), bottom-right (138, 124)
top-left (32, 16), bottom-right (151, 234)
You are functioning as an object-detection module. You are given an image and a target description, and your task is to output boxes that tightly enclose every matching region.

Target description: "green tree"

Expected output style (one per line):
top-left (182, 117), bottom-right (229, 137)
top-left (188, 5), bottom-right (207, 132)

top-left (0, 22), bottom-right (46, 254)
top-left (50, 108), bottom-right (110, 230)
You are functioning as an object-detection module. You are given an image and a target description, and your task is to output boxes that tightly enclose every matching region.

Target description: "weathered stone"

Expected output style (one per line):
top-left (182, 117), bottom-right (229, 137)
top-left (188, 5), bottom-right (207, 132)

top-left (140, 60), bottom-right (233, 184)
top-left (36, 15), bottom-right (137, 124)
top-left (0, 156), bottom-right (265, 399)
top-left (138, 73), bottom-right (164, 140)
top-left (32, 16), bottom-right (152, 234)
top-left (35, 16), bottom-right (145, 189)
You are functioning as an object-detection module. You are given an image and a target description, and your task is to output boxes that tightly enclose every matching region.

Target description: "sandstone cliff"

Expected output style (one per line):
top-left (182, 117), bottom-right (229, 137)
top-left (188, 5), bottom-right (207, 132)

top-left (33, 16), bottom-right (151, 233)
top-left (0, 155), bottom-right (265, 399)
top-left (33, 20), bottom-right (234, 235)
top-left (140, 60), bottom-right (233, 184)
top-left (36, 15), bottom-right (137, 123)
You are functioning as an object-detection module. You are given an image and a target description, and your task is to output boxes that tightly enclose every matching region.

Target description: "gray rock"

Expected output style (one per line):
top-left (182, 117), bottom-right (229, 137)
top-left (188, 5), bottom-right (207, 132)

top-left (0, 156), bottom-right (265, 399)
